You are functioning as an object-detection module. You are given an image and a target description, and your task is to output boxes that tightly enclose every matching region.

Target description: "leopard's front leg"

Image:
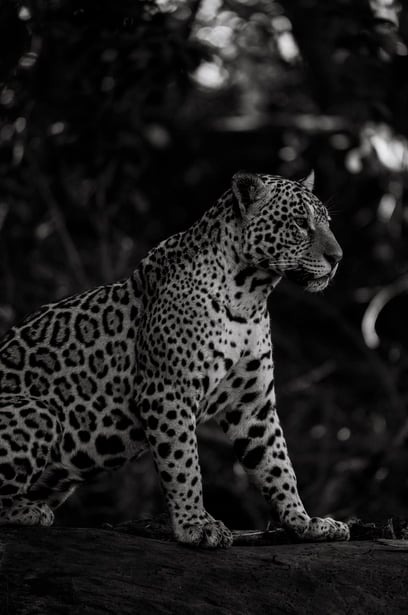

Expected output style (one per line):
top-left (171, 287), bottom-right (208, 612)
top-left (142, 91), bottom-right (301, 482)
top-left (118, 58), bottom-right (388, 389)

top-left (215, 365), bottom-right (350, 542)
top-left (140, 389), bottom-right (233, 548)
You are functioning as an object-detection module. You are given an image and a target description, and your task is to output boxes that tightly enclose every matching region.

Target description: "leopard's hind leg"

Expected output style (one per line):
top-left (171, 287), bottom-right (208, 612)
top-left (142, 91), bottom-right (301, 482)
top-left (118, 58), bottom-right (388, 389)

top-left (0, 395), bottom-right (61, 526)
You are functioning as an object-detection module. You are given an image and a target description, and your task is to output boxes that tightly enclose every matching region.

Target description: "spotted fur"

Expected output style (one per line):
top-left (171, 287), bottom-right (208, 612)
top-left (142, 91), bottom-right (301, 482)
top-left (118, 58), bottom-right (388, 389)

top-left (0, 170), bottom-right (349, 546)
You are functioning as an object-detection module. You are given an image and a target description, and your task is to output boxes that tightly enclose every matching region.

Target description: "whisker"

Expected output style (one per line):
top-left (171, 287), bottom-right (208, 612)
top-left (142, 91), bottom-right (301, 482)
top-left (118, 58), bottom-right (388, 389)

top-left (267, 261), bottom-right (298, 268)
top-left (324, 196), bottom-right (342, 217)
top-left (324, 195), bottom-right (336, 207)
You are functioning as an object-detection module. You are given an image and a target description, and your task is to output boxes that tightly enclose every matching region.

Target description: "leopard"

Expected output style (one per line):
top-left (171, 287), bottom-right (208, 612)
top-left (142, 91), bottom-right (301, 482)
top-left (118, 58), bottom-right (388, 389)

top-left (0, 169), bottom-right (350, 547)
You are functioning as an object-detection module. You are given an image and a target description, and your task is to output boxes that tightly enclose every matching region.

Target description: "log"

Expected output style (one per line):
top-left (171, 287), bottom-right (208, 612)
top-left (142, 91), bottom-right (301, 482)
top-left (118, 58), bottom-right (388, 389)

top-left (1, 525), bottom-right (408, 615)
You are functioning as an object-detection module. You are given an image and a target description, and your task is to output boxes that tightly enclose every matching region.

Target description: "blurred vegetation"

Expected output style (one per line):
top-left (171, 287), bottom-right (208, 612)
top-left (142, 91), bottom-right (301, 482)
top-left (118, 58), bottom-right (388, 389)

top-left (1, 0), bottom-right (408, 528)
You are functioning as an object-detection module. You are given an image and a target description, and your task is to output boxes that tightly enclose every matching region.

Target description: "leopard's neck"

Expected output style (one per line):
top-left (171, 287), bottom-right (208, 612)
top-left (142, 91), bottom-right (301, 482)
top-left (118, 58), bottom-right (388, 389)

top-left (131, 194), bottom-right (281, 316)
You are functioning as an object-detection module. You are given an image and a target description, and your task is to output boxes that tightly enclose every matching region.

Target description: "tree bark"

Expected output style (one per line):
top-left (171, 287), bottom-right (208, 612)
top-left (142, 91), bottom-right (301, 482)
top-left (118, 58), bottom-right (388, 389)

top-left (1, 525), bottom-right (408, 614)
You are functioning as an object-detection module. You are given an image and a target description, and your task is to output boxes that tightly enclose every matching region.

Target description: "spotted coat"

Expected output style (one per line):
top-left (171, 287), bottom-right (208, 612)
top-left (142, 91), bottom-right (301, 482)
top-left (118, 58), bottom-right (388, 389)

top-left (0, 170), bottom-right (349, 546)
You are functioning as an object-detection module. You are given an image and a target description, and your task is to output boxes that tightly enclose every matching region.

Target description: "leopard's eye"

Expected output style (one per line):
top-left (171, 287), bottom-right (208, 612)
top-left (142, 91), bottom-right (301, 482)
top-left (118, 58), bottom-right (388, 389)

top-left (294, 217), bottom-right (309, 230)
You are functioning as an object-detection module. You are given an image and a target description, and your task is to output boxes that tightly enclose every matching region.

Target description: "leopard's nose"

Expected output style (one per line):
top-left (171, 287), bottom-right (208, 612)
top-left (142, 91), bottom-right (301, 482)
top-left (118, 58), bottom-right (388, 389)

top-left (324, 245), bottom-right (343, 268)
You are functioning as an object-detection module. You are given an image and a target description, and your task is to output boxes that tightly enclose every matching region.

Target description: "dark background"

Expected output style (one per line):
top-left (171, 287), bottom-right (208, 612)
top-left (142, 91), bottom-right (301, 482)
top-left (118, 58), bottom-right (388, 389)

top-left (0, 0), bottom-right (407, 529)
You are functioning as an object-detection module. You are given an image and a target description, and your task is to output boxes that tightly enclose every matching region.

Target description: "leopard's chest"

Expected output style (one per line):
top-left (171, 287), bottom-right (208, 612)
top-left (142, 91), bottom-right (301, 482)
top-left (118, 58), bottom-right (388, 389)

top-left (192, 308), bottom-right (270, 410)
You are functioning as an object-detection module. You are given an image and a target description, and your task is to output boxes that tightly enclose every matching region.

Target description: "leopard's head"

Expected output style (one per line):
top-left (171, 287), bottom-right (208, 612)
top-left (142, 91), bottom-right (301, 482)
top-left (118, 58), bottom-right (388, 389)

top-left (231, 171), bottom-right (342, 292)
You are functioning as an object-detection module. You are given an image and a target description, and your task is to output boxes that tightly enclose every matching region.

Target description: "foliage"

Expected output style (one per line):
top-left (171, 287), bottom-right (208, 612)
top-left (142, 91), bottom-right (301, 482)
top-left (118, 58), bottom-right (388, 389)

top-left (1, 0), bottom-right (408, 527)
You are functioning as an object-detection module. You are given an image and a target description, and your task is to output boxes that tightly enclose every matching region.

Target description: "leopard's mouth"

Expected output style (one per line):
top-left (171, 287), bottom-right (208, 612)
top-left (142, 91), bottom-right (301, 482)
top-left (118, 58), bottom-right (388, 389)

top-left (304, 275), bottom-right (331, 293)
top-left (284, 265), bottom-right (337, 292)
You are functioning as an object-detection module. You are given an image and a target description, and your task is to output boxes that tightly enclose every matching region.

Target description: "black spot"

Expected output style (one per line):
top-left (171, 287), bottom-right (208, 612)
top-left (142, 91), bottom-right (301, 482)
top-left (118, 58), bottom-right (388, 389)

top-left (115, 415), bottom-right (132, 430)
top-left (0, 463), bottom-right (15, 480)
top-left (265, 378), bottom-right (275, 396)
top-left (158, 442), bottom-right (171, 458)
top-left (225, 306), bottom-right (246, 324)
top-left (241, 391), bottom-right (258, 404)
top-left (71, 451), bottom-right (94, 469)
top-left (226, 410), bottom-right (242, 425)
top-left (267, 434), bottom-right (275, 446)
top-left (69, 411), bottom-right (80, 430)
top-left (25, 419), bottom-right (38, 429)
top-left (146, 382), bottom-right (155, 396)
top-left (257, 401), bottom-right (272, 420)
top-left (161, 470), bottom-right (172, 483)
top-left (217, 392), bottom-right (228, 405)
top-left (211, 299), bottom-right (220, 312)
top-left (244, 377), bottom-right (257, 390)
top-left (202, 376), bottom-right (210, 393)
top-left (248, 424), bottom-right (266, 438)
top-left (177, 473), bottom-right (186, 483)
top-left (271, 466), bottom-right (282, 477)
top-left (247, 359), bottom-right (261, 371)
top-left (243, 446), bottom-right (265, 469)
top-left (63, 433), bottom-right (76, 453)
top-left (95, 434), bottom-right (125, 455)
top-left (206, 403), bottom-right (217, 416)
top-left (141, 399), bottom-right (150, 413)
top-left (234, 267), bottom-right (257, 286)
top-left (224, 358), bottom-right (233, 371)
top-left (147, 416), bottom-right (158, 430)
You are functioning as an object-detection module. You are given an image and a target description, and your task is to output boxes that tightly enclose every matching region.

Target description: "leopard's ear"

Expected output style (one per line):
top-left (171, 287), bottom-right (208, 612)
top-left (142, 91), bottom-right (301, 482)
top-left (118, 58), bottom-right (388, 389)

top-left (300, 170), bottom-right (315, 192)
top-left (232, 171), bottom-right (268, 218)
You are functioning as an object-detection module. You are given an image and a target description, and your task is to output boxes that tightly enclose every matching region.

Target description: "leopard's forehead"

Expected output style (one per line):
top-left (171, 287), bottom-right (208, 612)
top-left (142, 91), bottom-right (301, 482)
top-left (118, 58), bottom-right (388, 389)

top-left (259, 174), bottom-right (327, 221)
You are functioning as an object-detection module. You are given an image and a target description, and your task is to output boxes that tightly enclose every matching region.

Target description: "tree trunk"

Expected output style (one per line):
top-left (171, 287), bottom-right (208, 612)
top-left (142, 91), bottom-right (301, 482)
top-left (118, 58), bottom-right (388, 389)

top-left (1, 526), bottom-right (408, 614)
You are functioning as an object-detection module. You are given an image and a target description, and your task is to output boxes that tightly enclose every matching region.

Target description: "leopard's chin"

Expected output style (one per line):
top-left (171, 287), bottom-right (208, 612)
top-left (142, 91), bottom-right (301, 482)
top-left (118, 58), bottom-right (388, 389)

top-left (304, 275), bottom-right (330, 293)
top-left (284, 269), bottom-right (332, 293)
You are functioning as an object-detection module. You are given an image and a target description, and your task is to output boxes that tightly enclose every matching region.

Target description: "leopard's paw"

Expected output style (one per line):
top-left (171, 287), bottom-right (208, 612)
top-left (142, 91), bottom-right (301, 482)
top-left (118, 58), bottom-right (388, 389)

top-left (0, 501), bottom-right (54, 527)
top-left (295, 516), bottom-right (350, 542)
top-left (175, 519), bottom-right (233, 549)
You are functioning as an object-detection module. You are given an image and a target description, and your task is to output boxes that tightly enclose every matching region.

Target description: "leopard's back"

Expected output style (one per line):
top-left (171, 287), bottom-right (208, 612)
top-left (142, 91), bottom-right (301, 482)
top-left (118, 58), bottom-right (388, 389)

top-left (0, 277), bottom-right (141, 400)
top-left (0, 276), bottom-right (149, 492)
